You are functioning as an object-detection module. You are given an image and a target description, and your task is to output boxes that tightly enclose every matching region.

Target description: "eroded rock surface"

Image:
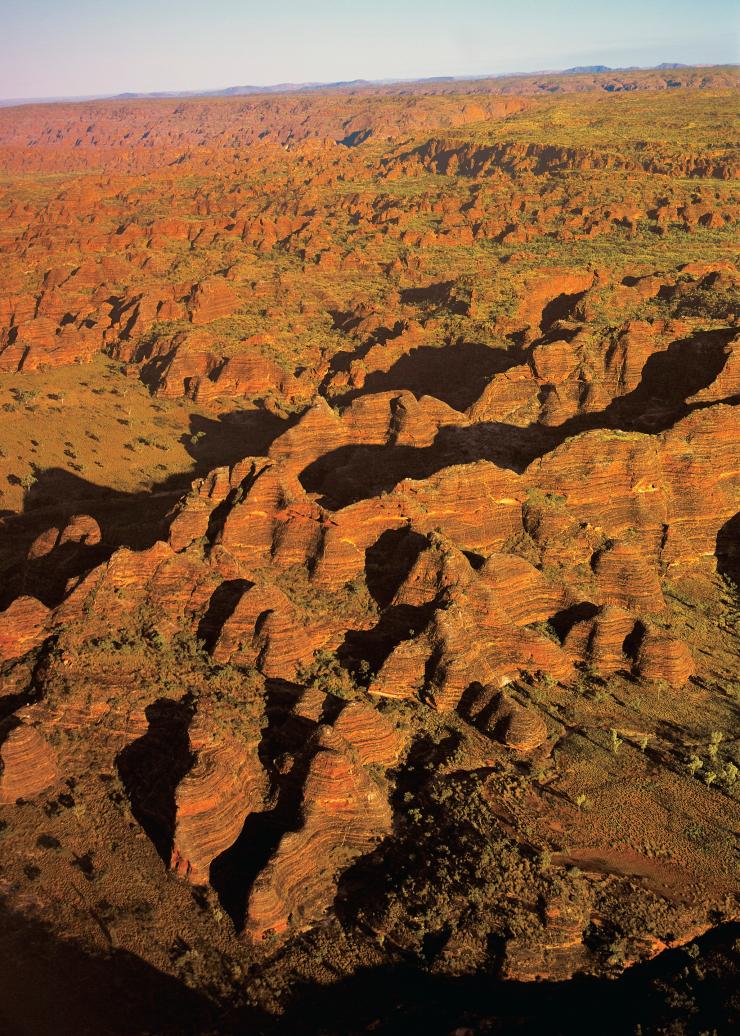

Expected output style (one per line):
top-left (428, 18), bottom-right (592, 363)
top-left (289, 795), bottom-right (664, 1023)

top-left (0, 69), bottom-right (737, 1018)
top-left (0, 715), bottom-right (58, 804)
top-left (245, 725), bottom-right (393, 941)
top-left (170, 712), bottom-right (270, 884)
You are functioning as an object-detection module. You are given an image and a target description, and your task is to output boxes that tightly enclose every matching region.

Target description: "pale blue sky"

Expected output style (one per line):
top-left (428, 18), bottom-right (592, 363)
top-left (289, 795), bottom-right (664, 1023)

top-left (2, 0), bottom-right (738, 100)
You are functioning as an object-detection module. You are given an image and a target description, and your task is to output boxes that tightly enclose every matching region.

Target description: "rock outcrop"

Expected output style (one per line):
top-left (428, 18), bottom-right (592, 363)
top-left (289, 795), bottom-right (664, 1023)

top-left (636, 626), bottom-right (695, 687)
top-left (0, 69), bottom-right (737, 999)
top-left (188, 278), bottom-right (239, 325)
top-left (468, 688), bottom-right (549, 751)
top-left (0, 716), bottom-right (58, 804)
top-left (170, 713), bottom-right (269, 884)
top-left (0, 597), bottom-right (50, 661)
top-left (245, 725), bottom-right (393, 940)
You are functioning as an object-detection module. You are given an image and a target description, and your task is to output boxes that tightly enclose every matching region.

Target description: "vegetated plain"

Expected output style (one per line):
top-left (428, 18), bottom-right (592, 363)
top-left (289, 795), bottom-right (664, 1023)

top-left (0, 66), bottom-right (738, 1035)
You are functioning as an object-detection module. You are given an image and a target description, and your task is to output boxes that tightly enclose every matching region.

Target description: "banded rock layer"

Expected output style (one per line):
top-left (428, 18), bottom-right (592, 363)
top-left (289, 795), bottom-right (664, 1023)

top-left (170, 713), bottom-right (270, 884)
top-left (0, 715), bottom-right (58, 805)
top-left (245, 724), bottom-right (394, 941)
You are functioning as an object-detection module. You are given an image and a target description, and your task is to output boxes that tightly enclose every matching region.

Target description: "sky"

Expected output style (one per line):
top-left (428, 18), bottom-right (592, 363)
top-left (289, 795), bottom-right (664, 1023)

top-left (1, 0), bottom-right (738, 101)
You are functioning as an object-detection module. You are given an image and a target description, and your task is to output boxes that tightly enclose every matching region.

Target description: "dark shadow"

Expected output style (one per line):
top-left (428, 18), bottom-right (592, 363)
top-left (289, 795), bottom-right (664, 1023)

top-left (0, 713), bottom-right (22, 751)
top-left (203, 460), bottom-right (267, 549)
top-left (209, 678), bottom-right (317, 928)
top-left (716, 512), bottom-right (740, 587)
top-left (196, 578), bottom-right (253, 650)
top-left (339, 601), bottom-right (435, 677)
top-left (399, 281), bottom-right (456, 307)
top-left (394, 732), bottom-right (463, 803)
top-left (209, 741), bottom-right (316, 929)
top-left (18, 538), bottom-right (109, 609)
top-left (300, 442), bottom-right (423, 506)
top-left (622, 620), bottom-right (646, 664)
top-left (322, 316), bottom-right (403, 381)
top-left (0, 407), bottom-right (293, 609)
top-left (180, 408), bottom-right (292, 469)
top-left (0, 636), bottom-right (56, 720)
top-left (0, 900), bottom-right (231, 1036)
top-left (328, 309), bottom-right (370, 334)
top-left (548, 602), bottom-right (600, 642)
top-left (138, 350), bottom-right (174, 392)
top-left (457, 679), bottom-right (487, 719)
top-left (462, 550), bottom-right (486, 570)
top-left (364, 526), bottom-right (429, 608)
top-left (0, 893), bottom-right (735, 1036)
top-left (209, 809), bottom-right (286, 931)
top-left (540, 290), bottom-right (587, 330)
top-left (338, 127), bottom-right (373, 147)
top-left (116, 698), bottom-right (194, 864)
top-left (605, 326), bottom-right (737, 425)
top-left (331, 527), bottom-right (440, 675)
top-left (333, 340), bottom-right (524, 411)
top-left (0, 468), bottom-right (172, 609)
top-left (457, 682), bottom-right (508, 737)
top-left (532, 325), bottom-right (736, 439)
top-left (298, 421), bottom-right (540, 509)
top-left (334, 735), bottom-right (479, 945)
top-left (298, 326), bottom-right (737, 511)
top-left (0, 688), bottom-right (32, 723)
top-left (248, 921), bottom-right (739, 1036)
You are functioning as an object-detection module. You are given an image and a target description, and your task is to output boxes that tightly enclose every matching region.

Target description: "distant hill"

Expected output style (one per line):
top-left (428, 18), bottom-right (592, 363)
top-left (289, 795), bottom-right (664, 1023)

top-left (564, 63), bottom-right (688, 74)
top-left (0, 61), bottom-right (726, 107)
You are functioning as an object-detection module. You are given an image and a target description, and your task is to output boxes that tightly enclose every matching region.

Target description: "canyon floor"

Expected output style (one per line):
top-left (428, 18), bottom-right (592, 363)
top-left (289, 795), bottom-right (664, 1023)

top-left (0, 67), bottom-right (738, 1035)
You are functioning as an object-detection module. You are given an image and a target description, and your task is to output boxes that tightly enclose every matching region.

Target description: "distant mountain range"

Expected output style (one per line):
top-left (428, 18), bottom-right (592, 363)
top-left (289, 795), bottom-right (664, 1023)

top-left (563, 62), bottom-right (689, 73)
top-left (0, 61), bottom-right (720, 107)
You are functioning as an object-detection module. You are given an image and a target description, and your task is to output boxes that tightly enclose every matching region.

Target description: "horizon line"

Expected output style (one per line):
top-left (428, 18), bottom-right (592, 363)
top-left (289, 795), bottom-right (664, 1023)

top-left (1, 59), bottom-right (736, 109)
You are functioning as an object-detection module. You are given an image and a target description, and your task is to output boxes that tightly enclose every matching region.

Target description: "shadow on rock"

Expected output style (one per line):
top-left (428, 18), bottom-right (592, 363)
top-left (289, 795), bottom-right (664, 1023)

top-left (116, 697), bottom-right (194, 864)
top-left (0, 407), bottom-right (294, 608)
top-left (716, 511), bottom-right (740, 587)
top-left (243, 921), bottom-right (740, 1036)
top-left (333, 339), bottom-right (525, 412)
